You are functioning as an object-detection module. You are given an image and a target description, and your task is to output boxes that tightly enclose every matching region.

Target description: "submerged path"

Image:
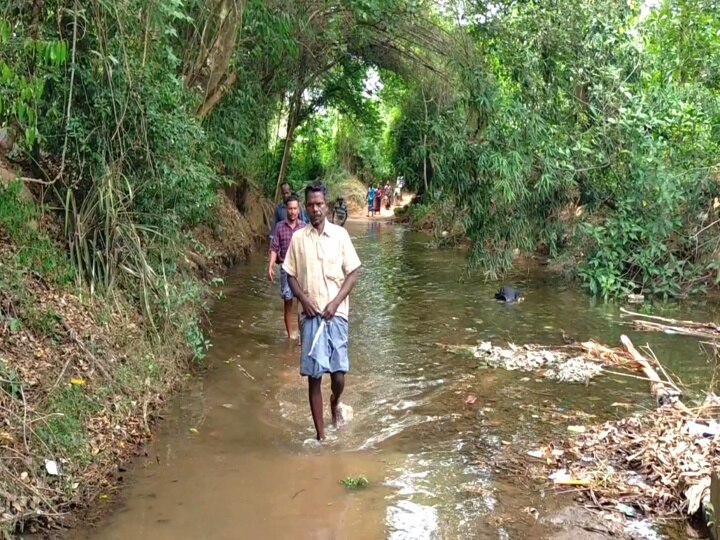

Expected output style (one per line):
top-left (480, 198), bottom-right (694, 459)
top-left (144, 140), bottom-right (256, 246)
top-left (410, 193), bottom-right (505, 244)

top-left (74, 222), bottom-right (717, 540)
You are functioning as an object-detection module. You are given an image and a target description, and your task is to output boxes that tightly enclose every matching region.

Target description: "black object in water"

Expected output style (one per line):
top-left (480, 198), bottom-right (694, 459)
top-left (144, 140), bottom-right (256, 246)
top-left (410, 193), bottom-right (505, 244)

top-left (495, 286), bottom-right (524, 303)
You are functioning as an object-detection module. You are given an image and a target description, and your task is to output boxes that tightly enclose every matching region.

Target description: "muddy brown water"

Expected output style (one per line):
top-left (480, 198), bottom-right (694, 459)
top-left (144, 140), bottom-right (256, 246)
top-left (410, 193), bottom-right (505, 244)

top-left (73, 221), bottom-right (720, 540)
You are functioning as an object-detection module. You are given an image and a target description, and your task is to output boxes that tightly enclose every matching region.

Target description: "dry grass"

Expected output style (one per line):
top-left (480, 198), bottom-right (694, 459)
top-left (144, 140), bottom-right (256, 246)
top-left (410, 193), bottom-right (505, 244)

top-left (327, 175), bottom-right (367, 214)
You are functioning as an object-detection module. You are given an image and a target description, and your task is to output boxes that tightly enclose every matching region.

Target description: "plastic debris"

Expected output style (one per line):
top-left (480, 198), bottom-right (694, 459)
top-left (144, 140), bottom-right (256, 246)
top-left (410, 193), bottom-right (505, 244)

top-left (45, 460), bottom-right (59, 476)
top-left (472, 342), bottom-right (605, 383)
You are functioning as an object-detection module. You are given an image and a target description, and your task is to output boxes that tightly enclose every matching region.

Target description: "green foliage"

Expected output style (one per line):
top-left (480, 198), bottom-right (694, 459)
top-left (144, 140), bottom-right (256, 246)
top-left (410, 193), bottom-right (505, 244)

top-left (0, 358), bottom-right (22, 400)
top-left (340, 476), bottom-right (369, 489)
top-left (644, 0), bottom-right (720, 88)
top-left (3, 1), bottom-right (221, 350)
top-left (29, 308), bottom-right (63, 341)
top-left (285, 114), bottom-right (333, 187)
top-left (0, 16), bottom-right (67, 149)
top-left (160, 274), bottom-right (212, 361)
top-left (383, 0), bottom-right (720, 296)
top-left (0, 180), bottom-right (74, 284)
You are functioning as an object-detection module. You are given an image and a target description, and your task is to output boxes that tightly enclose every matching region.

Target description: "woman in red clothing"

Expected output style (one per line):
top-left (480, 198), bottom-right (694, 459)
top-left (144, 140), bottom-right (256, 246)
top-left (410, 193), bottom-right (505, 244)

top-left (373, 186), bottom-right (382, 214)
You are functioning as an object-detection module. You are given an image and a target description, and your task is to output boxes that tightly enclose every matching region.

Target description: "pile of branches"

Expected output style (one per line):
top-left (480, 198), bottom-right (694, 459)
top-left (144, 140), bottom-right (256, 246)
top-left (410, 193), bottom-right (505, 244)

top-left (439, 330), bottom-right (719, 519)
top-left (537, 335), bottom-right (718, 520)
top-left (554, 403), bottom-right (720, 516)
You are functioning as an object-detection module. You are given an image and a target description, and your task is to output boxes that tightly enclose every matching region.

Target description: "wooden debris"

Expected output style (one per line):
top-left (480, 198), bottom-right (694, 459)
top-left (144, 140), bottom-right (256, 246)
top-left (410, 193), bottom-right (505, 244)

top-left (542, 334), bottom-right (717, 522)
top-left (619, 335), bottom-right (687, 411)
top-left (620, 308), bottom-right (720, 340)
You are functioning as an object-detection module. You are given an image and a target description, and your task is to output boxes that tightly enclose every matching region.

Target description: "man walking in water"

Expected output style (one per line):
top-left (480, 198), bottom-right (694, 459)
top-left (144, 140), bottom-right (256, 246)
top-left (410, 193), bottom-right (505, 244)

top-left (268, 194), bottom-right (304, 340)
top-left (283, 182), bottom-right (361, 440)
top-left (271, 182), bottom-right (308, 242)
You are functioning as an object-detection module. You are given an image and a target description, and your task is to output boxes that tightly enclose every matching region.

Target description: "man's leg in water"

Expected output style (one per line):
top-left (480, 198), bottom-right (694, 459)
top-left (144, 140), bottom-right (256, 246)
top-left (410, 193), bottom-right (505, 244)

top-left (283, 298), bottom-right (294, 339)
top-left (308, 376), bottom-right (324, 440)
top-left (330, 371), bottom-right (345, 427)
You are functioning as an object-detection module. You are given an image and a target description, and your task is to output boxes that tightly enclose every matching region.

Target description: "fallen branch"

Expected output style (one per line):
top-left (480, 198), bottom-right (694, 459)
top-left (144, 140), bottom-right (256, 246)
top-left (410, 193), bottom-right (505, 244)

top-left (620, 307), bottom-right (719, 328)
top-left (236, 361), bottom-right (255, 381)
top-left (632, 319), bottom-right (720, 339)
top-left (620, 308), bottom-right (720, 339)
top-left (619, 334), bottom-right (688, 412)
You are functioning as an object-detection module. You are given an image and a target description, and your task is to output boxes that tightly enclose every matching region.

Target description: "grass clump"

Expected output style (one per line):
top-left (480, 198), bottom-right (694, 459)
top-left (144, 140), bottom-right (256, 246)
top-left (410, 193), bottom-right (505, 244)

top-left (36, 385), bottom-right (102, 465)
top-left (340, 476), bottom-right (369, 489)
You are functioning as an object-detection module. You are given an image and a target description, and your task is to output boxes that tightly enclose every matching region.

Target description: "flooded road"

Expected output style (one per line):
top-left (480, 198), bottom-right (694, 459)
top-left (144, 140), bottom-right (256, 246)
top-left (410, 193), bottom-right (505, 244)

top-left (75, 221), bottom-right (719, 540)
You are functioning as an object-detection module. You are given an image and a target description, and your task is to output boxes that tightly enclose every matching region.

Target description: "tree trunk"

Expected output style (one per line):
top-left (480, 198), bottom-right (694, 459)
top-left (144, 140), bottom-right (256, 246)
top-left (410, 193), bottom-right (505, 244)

top-left (185, 0), bottom-right (245, 118)
top-left (197, 70), bottom-right (238, 118)
top-left (273, 89), bottom-right (302, 202)
top-left (422, 88), bottom-right (430, 194)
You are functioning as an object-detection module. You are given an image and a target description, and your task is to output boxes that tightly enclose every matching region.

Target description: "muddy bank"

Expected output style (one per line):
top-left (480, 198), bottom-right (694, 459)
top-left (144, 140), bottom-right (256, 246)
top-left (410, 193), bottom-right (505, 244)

top-left (0, 186), bottom-right (268, 536)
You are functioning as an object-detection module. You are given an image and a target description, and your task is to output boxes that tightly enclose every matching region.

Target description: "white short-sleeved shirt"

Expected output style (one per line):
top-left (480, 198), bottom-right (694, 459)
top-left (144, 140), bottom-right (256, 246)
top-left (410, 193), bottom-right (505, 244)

top-left (282, 220), bottom-right (361, 320)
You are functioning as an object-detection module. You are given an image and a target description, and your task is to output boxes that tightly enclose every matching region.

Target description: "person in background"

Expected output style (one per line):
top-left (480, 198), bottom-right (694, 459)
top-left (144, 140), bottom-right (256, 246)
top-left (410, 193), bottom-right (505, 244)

top-left (268, 194), bottom-right (305, 341)
top-left (271, 182), bottom-right (308, 242)
top-left (283, 182), bottom-right (361, 440)
top-left (373, 184), bottom-right (382, 215)
top-left (331, 197), bottom-right (348, 226)
top-left (367, 184), bottom-right (376, 217)
top-left (394, 175), bottom-right (404, 205)
top-left (383, 181), bottom-right (392, 211)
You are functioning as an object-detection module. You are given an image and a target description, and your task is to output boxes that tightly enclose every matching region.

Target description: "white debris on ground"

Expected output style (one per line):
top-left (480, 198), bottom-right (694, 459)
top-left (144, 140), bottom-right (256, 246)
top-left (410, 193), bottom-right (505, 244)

top-left (472, 341), bottom-right (604, 383)
top-left (545, 356), bottom-right (604, 383)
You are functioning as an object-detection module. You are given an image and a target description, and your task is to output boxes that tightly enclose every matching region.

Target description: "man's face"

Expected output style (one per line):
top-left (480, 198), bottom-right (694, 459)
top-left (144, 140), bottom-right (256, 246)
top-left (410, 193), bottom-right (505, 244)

top-left (281, 183), bottom-right (292, 202)
top-left (286, 200), bottom-right (300, 222)
top-left (306, 191), bottom-right (326, 226)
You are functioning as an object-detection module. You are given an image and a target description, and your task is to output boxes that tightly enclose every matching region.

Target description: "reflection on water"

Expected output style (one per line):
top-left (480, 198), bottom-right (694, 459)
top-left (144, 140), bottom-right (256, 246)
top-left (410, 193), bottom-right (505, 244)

top-left (74, 221), bottom-right (720, 540)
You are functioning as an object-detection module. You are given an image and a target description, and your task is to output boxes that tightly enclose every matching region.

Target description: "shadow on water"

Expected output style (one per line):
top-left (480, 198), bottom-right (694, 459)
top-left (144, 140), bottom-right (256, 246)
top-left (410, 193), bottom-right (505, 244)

top-left (72, 221), bottom-right (720, 540)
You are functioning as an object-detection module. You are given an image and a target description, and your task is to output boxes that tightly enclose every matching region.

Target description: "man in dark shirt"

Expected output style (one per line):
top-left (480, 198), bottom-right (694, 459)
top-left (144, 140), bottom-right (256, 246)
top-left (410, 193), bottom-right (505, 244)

top-left (271, 182), bottom-right (308, 242)
top-left (268, 195), bottom-right (305, 340)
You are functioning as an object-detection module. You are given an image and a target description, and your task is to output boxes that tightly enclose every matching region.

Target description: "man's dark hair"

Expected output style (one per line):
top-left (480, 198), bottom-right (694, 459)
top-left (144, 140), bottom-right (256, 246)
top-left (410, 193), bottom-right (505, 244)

top-left (286, 194), bottom-right (300, 205)
top-left (281, 181), bottom-right (291, 189)
top-left (305, 181), bottom-right (327, 201)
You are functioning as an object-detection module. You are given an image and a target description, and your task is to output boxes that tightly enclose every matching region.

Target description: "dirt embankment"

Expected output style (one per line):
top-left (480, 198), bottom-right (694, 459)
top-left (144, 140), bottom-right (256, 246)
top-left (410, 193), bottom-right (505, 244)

top-left (0, 170), bottom-right (269, 535)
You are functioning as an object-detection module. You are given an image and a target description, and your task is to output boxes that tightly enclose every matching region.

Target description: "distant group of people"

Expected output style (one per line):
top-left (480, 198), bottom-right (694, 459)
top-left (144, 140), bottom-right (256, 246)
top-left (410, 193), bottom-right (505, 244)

top-left (267, 180), bottom-right (360, 440)
top-left (367, 176), bottom-right (404, 217)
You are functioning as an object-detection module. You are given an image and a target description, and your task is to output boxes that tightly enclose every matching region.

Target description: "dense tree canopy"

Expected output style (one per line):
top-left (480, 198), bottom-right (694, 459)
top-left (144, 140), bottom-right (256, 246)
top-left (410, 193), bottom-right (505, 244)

top-left (2, 0), bottom-right (720, 298)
